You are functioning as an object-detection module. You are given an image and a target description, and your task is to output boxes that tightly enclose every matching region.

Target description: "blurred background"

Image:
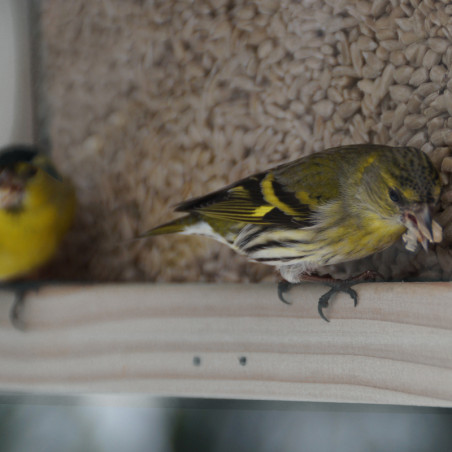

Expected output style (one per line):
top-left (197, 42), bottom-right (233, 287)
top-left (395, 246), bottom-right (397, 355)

top-left (1, 397), bottom-right (452, 452)
top-left (25, 0), bottom-right (452, 284)
top-left (0, 0), bottom-right (33, 148)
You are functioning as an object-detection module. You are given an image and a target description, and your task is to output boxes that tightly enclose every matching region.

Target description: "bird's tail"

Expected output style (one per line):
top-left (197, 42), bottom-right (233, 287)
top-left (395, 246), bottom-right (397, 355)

top-left (138, 214), bottom-right (199, 238)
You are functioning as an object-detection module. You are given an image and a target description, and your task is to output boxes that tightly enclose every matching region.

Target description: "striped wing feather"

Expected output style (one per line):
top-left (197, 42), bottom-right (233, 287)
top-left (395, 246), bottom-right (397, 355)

top-left (175, 158), bottom-right (339, 228)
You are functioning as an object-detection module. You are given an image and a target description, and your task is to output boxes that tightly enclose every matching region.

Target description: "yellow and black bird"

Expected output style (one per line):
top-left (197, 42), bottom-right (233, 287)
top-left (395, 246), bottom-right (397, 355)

top-left (143, 144), bottom-right (442, 320)
top-left (0, 145), bottom-right (76, 324)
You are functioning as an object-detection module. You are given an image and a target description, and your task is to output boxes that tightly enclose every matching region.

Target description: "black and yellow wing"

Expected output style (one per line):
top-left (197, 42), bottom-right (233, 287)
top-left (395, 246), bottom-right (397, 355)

top-left (175, 151), bottom-right (342, 228)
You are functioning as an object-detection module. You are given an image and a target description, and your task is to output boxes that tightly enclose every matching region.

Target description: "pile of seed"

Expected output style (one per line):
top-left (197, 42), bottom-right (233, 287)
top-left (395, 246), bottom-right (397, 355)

top-left (39, 0), bottom-right (452, 282)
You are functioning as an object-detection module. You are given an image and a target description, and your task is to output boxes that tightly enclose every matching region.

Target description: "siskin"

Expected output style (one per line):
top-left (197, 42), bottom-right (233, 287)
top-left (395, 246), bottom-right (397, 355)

top-left (143, 144), bottom-right (442, 320)
top-left (0, 145), bottom-right (76, 323)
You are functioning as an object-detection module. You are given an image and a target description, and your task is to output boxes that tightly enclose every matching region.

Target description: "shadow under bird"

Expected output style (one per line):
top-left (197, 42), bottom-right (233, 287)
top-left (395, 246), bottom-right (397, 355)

top-left (0, 145), bottom-right (76, 326)
top-left (143, 144), bottom-right (442, 320)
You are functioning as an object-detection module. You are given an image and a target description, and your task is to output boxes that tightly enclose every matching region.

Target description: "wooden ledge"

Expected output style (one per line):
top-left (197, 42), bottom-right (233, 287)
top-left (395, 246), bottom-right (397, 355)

top-left (0, 282), bottom-right (451, 406)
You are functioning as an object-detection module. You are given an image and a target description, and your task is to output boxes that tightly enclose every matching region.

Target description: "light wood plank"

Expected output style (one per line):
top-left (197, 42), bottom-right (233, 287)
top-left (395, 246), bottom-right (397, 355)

top-left (0, 282), bottom-right (451, 406)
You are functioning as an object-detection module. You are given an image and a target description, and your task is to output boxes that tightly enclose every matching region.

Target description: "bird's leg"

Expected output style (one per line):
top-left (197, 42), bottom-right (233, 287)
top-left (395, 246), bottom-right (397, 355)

top-left (10, 286), bottom-right (28, 330)
top-left (346, 270), bottom-right (383, 283)
top-left (278, 270), bottom-right (382, 321)
top-left (2, 281), bottom-right (43, 330)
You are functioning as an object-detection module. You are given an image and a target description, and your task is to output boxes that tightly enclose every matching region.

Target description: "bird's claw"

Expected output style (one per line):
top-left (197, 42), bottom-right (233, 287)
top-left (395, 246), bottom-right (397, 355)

top-left (277, 280), bottom-right (294, 305)
top-left (278, 278), bottom-right (360, 321)
top-left (317, 292), bottom-right (331, 322)
top-left (318, 282), bottom-right (358, 322)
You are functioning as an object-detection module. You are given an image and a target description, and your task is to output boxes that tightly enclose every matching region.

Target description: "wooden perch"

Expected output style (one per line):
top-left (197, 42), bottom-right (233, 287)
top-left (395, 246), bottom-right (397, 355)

top-left (0, 282), bottom-right (451, 406)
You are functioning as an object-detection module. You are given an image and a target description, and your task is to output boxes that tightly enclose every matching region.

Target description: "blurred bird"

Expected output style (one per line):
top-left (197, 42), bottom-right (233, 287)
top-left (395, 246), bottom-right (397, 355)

top-left (143, 144), bottom-right (442, 320)
top-left (0, 145), bottom-right (76, 325)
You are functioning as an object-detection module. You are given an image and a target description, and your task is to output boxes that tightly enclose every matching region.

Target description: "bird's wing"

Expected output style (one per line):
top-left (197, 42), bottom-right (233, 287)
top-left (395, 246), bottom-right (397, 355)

top-left (175, 155), bottom-right (340, 228)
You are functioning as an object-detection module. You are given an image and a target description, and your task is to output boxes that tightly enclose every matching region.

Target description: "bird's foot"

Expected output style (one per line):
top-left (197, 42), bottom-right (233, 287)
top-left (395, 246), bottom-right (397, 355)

top-left (3, 281), bottom-right (43, 330)
top-left (317, 281), bottom-right (358, 322)
top-left (277, 270), bottom-right (382, 321)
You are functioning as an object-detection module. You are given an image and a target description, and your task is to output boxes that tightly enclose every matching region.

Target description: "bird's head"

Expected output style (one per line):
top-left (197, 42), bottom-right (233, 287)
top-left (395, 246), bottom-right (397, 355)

top-left (0, 145), bottom-right (63, 212)
top-left (0, 146), bottom-right (40, 211)
top-left (357, 146), bottom-right (442, 251)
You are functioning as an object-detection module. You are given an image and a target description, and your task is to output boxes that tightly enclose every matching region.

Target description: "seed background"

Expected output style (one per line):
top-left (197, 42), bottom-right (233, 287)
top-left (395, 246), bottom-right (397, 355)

top-left (39, 0), bottom-right (452, 282)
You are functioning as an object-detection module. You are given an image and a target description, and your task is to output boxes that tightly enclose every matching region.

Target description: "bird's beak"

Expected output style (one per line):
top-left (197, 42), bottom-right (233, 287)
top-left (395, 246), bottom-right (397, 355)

top-left (0, 168), bottom-right (26, 210)
top-left (402, 204), bottom-right (442, 251)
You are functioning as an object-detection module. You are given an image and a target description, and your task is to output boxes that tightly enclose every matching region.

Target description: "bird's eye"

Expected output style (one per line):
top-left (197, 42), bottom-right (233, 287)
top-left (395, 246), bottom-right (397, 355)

top-left (389, 188), bottom-right (400, 203)
top-left (427, 196), bottom-right (436, 204)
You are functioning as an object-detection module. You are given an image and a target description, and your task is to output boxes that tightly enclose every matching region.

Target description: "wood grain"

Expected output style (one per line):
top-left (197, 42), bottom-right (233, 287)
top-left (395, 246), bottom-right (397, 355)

top-left (0, 282), bottom-right (451, 406)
